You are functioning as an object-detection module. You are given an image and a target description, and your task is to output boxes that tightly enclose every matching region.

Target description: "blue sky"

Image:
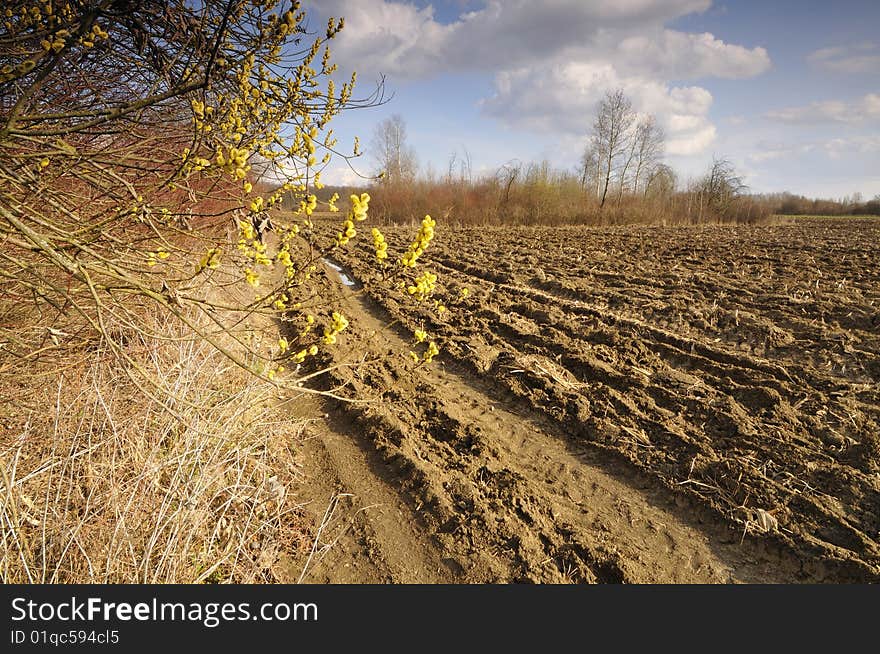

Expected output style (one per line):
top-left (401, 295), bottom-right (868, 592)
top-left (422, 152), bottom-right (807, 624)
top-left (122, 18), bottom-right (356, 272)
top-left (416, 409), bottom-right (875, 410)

top-left (306, 1), bottom-right (880, 199)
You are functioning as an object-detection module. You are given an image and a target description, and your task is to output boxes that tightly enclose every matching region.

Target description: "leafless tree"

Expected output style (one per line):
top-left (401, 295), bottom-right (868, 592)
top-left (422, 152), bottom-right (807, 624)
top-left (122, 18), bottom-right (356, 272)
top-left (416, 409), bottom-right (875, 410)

top-left (590, 89), bottom-right (636, 208)
top-left (578, 146), bottom-right (601, 197)
top-left (698, 157), bottom-right (747, 220)
top-left (632, 116), bottom-right (665, 196)
top-left (370, 114), bottom-right (418, 184)
top-left (644, 163), bottom-right (676, 199)
top-left (496, 160), bottom-right (522, 206)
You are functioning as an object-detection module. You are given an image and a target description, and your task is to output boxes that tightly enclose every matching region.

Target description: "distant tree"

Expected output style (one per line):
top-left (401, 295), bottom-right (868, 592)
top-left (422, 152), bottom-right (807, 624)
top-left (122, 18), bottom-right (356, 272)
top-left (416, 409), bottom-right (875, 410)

top-left (644, 163), bottom-right (676, 199)
top-left (590, 89), bottom-right (636, 208)
top-left (698, 157), bottom-right (747, 220)
top-left (631, 116), bottom-right (665, 196)
top-left (615, 114), bottom-right (664, 204)
top-left (578, 146), bottom-right (601, 197)
top-left (370, 114), bottom-right (418, 184)
top-left (496, 160), bottom-right (522, 206)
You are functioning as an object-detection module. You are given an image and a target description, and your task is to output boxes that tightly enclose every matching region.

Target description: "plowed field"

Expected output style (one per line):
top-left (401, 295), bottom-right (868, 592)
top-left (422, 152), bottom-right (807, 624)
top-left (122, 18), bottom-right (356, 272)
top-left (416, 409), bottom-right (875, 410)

top-left (290, 217), bottom-right (880, 583)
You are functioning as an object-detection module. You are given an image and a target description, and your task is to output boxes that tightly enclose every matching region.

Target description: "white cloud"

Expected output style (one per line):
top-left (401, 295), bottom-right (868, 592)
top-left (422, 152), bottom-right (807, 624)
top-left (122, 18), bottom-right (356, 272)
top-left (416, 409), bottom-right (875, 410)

top-left (615, 29), bottom-right (770, 80)
top-left (808, 42), bottom-right (880, 74)
top-left (314, 1), bottom-right (451, 79)
top-left (822, 136), bottom-right (880, 158)
top-left (319, 165), bottom-right (368, 187)
top-left (312, 1), bottom-right (771, 157)
top-left (318, 0), bottom-right (725, 79)
top-left (766, 93), bottom-right (880, 125)
top-left (480, 59), bottom-right (717, 155)
top-left (746, 137), bottom-right (880, 165)
top-left (748, 142), bottom-right (815, 163)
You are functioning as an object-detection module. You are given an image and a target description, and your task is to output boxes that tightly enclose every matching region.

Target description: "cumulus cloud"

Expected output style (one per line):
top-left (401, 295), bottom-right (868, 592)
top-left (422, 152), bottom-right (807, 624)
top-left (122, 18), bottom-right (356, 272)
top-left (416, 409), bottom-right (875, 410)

top-left (808, 42), bottom-right (880, 74)
top-left (319, 165), bottom-right (367, 187)
top-left (318, 0), bottom-right (767, 81)
top-left (309, 0), bottom-right (772, 157)
top-left (313, 1), bottom-right (451, 79)
top-left (615, 29), bottom-right (770, 80)
top-left (746, 137), bottom-right (880, 165)
top-left (748, 142), bottom-right (815, 164)
top-left (823, 136), bottom-right (880, 158)
top-left (766, 93), bottom-right (880, 125)
top-left (480, 60), bottom-right (716, 155)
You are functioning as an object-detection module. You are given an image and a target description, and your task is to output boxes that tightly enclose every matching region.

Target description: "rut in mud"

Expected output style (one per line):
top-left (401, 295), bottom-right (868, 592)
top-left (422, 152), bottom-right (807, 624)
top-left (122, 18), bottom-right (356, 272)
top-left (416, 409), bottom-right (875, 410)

top-left (287, 218), bottom-right (880, 583)
top-left (291, 275), bottom-right (770, 582)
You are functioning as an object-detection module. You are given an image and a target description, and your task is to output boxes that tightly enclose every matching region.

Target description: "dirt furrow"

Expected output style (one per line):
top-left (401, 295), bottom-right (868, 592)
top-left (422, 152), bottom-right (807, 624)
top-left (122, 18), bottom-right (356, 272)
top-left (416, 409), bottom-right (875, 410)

top-left (286, 395), bottom-right (456, 583)
top-left (288, 260), bottom-right (867, 583)
top-left (338, 227), bottom-right (879, 580)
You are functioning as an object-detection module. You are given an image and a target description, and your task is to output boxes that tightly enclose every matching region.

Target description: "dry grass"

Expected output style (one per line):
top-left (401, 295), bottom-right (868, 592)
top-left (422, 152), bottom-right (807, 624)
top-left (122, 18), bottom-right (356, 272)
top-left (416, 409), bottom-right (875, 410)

top-left (337, 178), bottom-right (772, 227)
top-left (0, 305), bottom-right (312, 583)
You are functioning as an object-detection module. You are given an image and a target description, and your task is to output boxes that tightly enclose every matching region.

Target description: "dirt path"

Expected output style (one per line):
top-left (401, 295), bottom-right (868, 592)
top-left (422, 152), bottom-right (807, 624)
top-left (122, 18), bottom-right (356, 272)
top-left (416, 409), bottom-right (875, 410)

top-left (286, 396), bottom-right (454, 583)
top-left (286, 261), bottom-right (822, 583)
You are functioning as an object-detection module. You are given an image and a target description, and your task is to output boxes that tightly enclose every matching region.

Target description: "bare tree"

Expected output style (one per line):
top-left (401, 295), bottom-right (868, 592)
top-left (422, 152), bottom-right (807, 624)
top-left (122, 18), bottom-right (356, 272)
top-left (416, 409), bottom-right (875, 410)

top-left (644, 163), bottom-right (676, 199)
top-left (590, 89), bottom-right (636, 208)
top-left (612, 114), bottom-right (664, 204)
top-left (496, 160), bottom-right (522, 206)
top-left (370, 114), bottom-right (418, 184)
top-left (632, 116), bottom-right (665, 196)
top-left (698, 157), bottom-right (747, 220)
top-left (578, 145), bottom-right (601, 197)
top-left (446, 151), bottom-right (458, 183)
top-left (459, 147), bottom-right (473, 183)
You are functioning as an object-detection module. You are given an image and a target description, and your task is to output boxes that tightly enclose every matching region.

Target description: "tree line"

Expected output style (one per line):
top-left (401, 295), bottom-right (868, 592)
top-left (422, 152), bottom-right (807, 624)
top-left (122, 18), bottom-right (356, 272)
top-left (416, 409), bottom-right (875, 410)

top-left (361, 90), bottom-right (779, 225)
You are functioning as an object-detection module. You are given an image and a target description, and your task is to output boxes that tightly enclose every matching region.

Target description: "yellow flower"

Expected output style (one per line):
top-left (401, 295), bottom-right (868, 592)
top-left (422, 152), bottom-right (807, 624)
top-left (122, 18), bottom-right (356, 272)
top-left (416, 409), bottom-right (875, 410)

top-left (423, 341), bottom-right (440, 363)
top-left (276, 250), bottom-right (292, 267)
top-left (238, 220), bottom-right (255, 241)
top-left (348, 192), bottom-right (370, 222)
top-left (414, 329), bottom-right (427, 343)
top-left (197, 248), bottom-right (221, 272)
top-left (330, 311), bottom-right (349, 331)
top-left (278, 337), bottom-right (289, 353)
top-left (401, 215), bottom-right (436, 267)
top-left (372, 227), bottom-right (388, 261)
top-left (322, 311), bottom-right (349, 344)
top-left (407, 271), bottom-right (437, 301)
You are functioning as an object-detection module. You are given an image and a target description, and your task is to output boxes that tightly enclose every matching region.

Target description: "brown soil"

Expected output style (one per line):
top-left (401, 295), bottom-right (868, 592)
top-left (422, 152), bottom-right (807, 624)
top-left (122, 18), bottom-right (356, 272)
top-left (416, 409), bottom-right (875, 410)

top-left (288, 217), bottom-right (880, 583)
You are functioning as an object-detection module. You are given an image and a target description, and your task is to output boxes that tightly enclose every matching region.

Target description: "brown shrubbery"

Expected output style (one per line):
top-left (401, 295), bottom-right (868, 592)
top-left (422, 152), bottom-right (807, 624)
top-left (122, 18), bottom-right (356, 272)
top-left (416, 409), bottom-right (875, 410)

top-left (343, 169), bottom-right (877, 228)
top-left (0, 0), bottom-right (389, 584)
top-left (347, 162), bottom-right (772, 227)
